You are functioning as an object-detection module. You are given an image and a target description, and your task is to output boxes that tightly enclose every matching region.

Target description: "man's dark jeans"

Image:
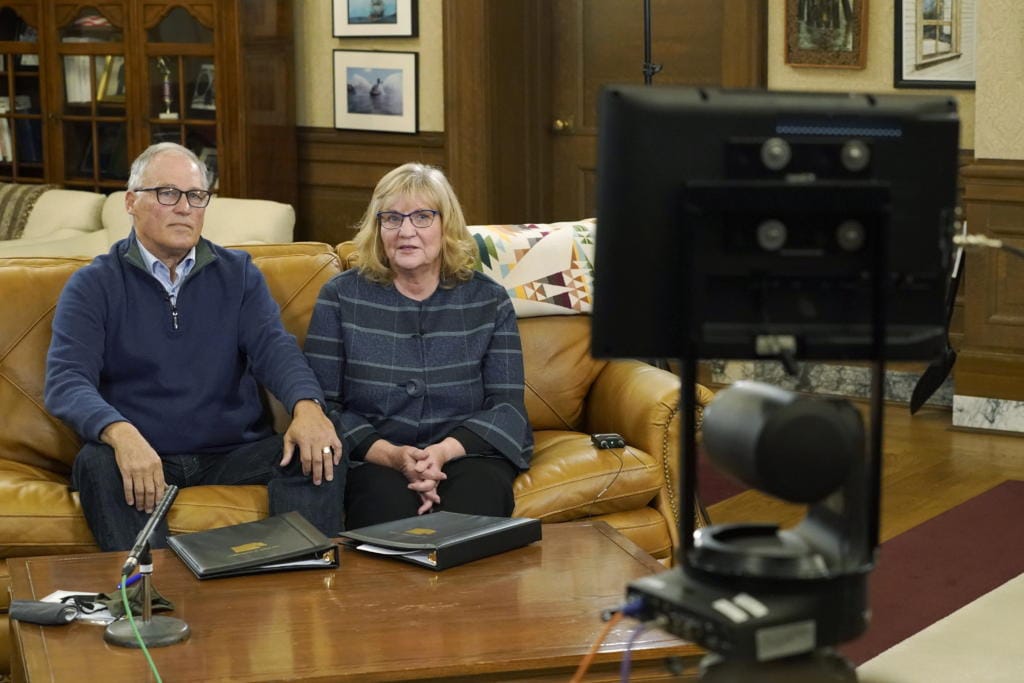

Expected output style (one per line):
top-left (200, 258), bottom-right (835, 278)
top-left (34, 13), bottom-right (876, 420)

top-left (71, 434), bottom-right (345, 551)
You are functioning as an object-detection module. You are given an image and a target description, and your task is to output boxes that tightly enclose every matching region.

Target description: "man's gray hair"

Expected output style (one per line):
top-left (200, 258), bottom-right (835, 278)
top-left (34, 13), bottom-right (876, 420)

top-left (126, 142), bottom-right (210, 190)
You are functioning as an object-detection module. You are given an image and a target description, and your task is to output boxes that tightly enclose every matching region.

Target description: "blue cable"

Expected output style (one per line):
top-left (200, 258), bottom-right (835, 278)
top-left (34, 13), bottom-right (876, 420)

top-left (619, 622), bottom-right (647, 682)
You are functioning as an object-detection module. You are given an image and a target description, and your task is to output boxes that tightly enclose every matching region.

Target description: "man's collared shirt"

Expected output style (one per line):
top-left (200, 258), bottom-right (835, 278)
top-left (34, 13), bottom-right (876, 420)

top-left (136, 241), bottom-right (196, 304)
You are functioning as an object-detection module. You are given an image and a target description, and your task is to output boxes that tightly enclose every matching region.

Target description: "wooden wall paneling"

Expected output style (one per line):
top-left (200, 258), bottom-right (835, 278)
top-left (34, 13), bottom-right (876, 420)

top-left (955, 159), bottom-right (1024, 401)
top-left (442, 0), bottom-right (492, 224)
top-left (721, 1), bottom-right (767, 87)
top-left (295, 128), bottom-right (444, 244)
top-left (442, 0), bottom-right (549, 225)
top-left (486, 0), bottom-right (549, 224)
top-left (234, 0), bottom-right (296, 206)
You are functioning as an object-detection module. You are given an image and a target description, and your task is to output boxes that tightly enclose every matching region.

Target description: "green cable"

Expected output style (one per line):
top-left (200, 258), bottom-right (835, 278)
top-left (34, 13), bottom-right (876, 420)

top-left (120, 574), bottom-right (163, 683)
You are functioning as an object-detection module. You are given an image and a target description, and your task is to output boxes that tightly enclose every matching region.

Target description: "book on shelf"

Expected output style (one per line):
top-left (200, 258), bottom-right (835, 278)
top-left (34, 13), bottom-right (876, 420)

top-left (2, 95), bottom-right (42, 163)
top-left (167, 511), bottom-right (339, 580)
top-left (15, 116), bottom-right (42, 163)
top-left (340, 511), bottom-right (542, 571)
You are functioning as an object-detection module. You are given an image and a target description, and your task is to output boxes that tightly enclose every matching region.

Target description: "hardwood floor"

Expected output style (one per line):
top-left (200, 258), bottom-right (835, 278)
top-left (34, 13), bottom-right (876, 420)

top-left (705, 401), bottom-right (1024, 543)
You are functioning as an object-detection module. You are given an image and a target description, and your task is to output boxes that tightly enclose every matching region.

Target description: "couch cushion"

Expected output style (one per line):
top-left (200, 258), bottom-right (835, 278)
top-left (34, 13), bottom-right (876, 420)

top-left (0, 229), bottom-right (109, 258)
top-left (22, 188), bottom-right (105, 239)
top-left (103, 191), bottom-right (295, 246)
top-left (0, 459), bottom-right (269, 559)
top-left (0, 258), bottom-right (89, 475)
top-left (469, 220), bottom-right (595, 317)
top-left (513, 430), bottom-right (661, 522)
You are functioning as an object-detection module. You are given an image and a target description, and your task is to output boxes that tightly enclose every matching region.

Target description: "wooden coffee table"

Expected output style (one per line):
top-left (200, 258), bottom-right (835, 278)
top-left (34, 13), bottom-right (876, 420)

top-left (9, 522), bottom-right (703, 681)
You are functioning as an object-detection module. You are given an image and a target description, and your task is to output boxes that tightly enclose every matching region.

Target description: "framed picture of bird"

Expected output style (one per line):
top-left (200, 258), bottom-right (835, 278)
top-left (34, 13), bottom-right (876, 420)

top-left (333, 0), bottom-right (418, 38)
top-left (333, 50), bottom-right (418, 134)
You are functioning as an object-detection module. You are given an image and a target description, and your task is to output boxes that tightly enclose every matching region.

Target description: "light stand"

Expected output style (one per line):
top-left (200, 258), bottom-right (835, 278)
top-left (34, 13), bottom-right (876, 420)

top-left (104, 544), bottom-right (191, 648)
top-left (641, 0), bottom-right (662, 84)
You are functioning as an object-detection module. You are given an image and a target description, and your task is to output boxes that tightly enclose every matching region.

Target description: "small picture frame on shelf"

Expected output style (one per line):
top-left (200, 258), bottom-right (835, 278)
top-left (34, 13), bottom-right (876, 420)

top-left (333, 49), bottom-right (417, 134)
top-left (785, 0), bottom-right (868, 69)
top-left (96, 56), bottom-right (126, 103)
top-left (333, 0), bottom-right (417, 38)
top-left (191, 63), bottom-right (216, 111)
top-left (199, 146), bottom-right (218, 189)
top-left (16, 22), bottom-right (39, 68)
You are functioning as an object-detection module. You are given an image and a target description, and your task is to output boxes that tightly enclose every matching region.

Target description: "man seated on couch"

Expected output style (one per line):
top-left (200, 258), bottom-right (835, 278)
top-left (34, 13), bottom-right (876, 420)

top-left (44, 142), bottom-right (344, 551)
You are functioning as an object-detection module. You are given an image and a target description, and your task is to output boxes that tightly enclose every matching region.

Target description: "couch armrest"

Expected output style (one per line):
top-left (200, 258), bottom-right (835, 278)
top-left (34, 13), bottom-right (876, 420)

top-left (585, 360), bottom-right (681, 459)
top-left (584, 360), bottom-right (714, 556)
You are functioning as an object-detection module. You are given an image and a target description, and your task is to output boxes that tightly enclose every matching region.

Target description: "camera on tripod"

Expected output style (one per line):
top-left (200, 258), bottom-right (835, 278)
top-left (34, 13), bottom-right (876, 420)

top-left (592, 85), bottom-right (960, 679)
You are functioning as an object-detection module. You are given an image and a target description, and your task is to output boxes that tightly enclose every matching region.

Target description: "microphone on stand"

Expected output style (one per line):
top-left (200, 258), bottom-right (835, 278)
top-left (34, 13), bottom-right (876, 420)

top-left (106, 483), bottom-right (190, 648)
top-left (122, 484), bottom-right (179, 577)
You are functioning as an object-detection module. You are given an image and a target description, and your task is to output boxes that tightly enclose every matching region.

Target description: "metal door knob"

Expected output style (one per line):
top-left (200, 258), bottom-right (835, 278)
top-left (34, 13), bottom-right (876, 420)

top-left (552, 118), bottom-right (574, 133)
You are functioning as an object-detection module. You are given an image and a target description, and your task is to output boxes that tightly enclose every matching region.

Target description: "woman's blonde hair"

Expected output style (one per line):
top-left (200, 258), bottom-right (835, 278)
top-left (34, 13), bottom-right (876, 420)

top-left (353, 163), bottom-right (477, 286)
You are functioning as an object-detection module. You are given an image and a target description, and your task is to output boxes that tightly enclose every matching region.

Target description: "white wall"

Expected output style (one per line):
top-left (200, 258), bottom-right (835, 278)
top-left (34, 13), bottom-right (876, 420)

top-left (974, 1), bottom-right (1024, 159)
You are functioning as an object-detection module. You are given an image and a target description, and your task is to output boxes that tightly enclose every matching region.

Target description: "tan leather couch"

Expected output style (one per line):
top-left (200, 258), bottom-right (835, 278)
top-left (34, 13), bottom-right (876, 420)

top-left (0, 242), bottom-right (711, 675)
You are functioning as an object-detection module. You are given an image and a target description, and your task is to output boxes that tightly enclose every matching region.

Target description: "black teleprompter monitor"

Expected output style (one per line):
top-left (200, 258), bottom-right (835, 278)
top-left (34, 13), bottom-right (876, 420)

top-left (591, 86), bottom-right (960, 362)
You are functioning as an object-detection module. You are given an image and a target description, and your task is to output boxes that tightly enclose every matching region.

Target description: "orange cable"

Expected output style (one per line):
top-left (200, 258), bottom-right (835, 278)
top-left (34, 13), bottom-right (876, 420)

top-left (569, 610), bottom-right (625, 683)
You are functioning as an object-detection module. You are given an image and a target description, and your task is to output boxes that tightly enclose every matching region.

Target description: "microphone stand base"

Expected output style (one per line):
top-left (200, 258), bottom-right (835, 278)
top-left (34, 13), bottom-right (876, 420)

top-left (104, 615), bottom-right (190, 648)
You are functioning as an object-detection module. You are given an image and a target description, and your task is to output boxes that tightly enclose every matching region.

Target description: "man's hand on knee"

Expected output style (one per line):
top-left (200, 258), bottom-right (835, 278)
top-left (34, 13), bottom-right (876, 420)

top-left (281, 399), bottom-right (343, 485)
top-left (101, 421), bottom-right (166, 512)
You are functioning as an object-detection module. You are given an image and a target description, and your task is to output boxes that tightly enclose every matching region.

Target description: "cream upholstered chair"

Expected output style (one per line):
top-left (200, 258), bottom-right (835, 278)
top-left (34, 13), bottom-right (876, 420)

top-left (0, 187), bottom-right (295, 259)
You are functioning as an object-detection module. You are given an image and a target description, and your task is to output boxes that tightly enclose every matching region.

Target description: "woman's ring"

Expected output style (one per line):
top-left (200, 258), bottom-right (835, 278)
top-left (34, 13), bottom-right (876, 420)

top-left (321, 446), bottom-right (333, 455)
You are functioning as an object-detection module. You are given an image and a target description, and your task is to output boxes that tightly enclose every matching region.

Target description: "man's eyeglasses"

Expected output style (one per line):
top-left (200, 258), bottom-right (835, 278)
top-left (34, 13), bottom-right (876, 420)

top-left (377, 209), bottom-right (440, 230)
top-left (134, 186), bottom-right (212, 208)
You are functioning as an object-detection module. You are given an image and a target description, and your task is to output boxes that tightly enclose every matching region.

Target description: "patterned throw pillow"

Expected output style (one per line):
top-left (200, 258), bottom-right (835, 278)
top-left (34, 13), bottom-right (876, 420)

top-left (0, 183), bottom-right (59, 241)
top-left (469, 219), bottom-right (595, 317)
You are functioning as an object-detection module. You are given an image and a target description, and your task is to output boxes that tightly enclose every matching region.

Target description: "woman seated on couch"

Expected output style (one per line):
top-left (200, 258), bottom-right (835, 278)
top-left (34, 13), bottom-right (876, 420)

top-left (304, 163), bottom-right (533, 529)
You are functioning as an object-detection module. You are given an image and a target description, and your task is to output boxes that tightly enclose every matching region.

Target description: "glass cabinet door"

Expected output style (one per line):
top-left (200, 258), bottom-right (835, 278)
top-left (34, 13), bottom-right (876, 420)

top-left (0, 6), bottom-right (44, 181)
top-left (57, 6), bottom-right (128, 190)
top-left (147, 7), bottom-right (217, 190)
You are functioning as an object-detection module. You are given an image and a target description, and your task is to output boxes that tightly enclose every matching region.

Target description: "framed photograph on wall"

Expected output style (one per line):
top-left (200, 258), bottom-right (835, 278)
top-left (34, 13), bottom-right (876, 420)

top-left (785, 0), bottom-right (869, 69)
top-left (333, 50), bottom-right (417, 134)
top-left (333, 0), bottom-right (418, 38)
top-left (894, 0), bottom-right (976, 89)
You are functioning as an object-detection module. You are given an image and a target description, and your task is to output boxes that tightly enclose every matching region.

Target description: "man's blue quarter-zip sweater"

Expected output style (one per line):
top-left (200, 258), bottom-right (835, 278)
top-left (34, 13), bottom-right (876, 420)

top-left (45, 234), bottom-right (325, 455)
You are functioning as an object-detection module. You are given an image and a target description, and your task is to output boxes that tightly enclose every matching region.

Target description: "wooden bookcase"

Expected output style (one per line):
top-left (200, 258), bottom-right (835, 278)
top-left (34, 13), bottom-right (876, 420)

top-left (0, 1), bottom-right (296, 206)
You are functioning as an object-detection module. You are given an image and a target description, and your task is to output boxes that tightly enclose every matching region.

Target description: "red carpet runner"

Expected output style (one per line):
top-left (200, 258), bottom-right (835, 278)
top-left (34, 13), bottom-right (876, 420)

top-left (841, 480), bottom-right (1024, 665)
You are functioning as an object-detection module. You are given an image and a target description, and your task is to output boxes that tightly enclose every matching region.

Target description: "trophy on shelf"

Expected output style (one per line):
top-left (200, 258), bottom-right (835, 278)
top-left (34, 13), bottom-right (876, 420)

top-left (156, 57), bottom-right (177, 119)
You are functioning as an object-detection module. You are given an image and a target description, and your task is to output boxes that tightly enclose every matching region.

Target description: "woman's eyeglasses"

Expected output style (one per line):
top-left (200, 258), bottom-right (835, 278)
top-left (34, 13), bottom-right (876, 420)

top-left (377, 209), bottom-right (440, 230)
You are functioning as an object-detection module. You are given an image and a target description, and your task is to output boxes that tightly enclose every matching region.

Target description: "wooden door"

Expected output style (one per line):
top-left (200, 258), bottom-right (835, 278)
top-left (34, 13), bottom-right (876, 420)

top-left (546, 0), bottom-right (767, 221)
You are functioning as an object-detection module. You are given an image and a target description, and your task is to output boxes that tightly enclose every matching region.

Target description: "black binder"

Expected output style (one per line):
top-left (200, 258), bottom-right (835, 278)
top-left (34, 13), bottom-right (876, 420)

top-left (167, 511), bottom-right (339, 579)
top-left (340, 511), bottom-right (541, 570)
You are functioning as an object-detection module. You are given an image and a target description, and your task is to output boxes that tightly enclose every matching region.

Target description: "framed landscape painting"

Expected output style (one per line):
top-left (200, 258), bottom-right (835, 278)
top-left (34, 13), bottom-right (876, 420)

top-left (785, 0), bottom-right (868, 69)
top-left (333, 50), bottom-right (418, 134)
top-left (333, 0), bottom-right (418, 38)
